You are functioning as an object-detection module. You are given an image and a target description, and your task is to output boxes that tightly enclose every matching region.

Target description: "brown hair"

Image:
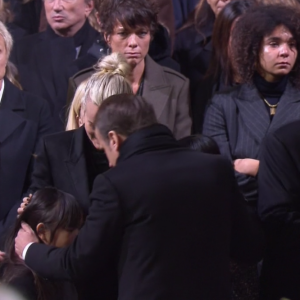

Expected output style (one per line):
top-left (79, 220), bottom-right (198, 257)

top-left (97, 0), bottom-right (158, 36)
top-left (231, 4), bottom-right (300, 87)
top-left (206, 0), bottom-right (255, 85)
top-left (95, 94), bottom-right (157, 141)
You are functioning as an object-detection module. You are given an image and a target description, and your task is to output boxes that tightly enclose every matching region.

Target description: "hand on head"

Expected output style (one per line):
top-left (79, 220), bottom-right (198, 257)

top-left (15, 222), bottom-right (39, 259)
top-left (0, 251), bottom-right (5, 262)
top-left (17, 194), bottom-right (32, 217)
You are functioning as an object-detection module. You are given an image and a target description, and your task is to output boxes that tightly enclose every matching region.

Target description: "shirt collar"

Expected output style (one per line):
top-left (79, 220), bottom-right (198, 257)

top-left (0, 80), bottom-right (5, 104)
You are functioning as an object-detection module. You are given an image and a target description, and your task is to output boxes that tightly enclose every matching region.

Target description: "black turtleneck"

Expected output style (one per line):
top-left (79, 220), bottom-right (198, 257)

top-left (253, 73), bottom-right (288, 113)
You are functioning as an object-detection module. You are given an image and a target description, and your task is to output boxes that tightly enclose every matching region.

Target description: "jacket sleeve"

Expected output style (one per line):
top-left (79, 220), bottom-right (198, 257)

top-left (203, 96), bottom-right (258, 201)
top-left (173, 78), bottom-right (192, 139)
top-left (25, 174), bottom-right (123, 283)
top-left (27, 138), bottom-right (54, 194)
top-left (226, 160), bottom-right (265, 263)
top-left (258, 131), bottom-right (300, 232)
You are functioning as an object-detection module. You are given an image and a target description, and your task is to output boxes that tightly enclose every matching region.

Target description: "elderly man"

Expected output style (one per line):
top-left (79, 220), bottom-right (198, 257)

top-left (15, 94), bottom-right (264, 300)
top-left (10, 0), bottom-right (98, 131)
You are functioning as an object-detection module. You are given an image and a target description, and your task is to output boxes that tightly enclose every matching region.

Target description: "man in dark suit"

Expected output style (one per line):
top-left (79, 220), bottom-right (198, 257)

top-left (10, 0), bottom-right (98, 131)
top-left (15, 94), bottom-right (264, 300)
top-left (258, 120), bottom-right (300, 300)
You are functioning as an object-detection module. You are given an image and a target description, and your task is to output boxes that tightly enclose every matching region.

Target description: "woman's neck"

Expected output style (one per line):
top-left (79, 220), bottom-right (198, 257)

top-left (128, 59), bottom-right (145, 94)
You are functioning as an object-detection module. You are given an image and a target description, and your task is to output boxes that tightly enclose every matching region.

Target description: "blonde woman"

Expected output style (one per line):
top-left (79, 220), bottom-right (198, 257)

top-left (66, 79), bottom-right (88, 131)
top-left (27, 52), bottom-right (132, 216)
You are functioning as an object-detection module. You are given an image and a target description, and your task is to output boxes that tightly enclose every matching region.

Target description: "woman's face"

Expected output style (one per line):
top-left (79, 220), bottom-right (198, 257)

top-left (105, 21), bottom-right (151, 68)
top-left (207, 0), bottom-right (231, 16)
top-left (258, 25), bottom-right (297, 82)
top-left (37, 224), bottom-right (79, 247)
top-left (0, 35), bottom-right (8, 83)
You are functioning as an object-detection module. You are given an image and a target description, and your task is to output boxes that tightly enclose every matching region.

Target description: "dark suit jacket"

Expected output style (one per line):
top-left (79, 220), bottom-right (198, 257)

top-left (203, 81), bottom-right (300, 202)
top-left (258, 120), bottom-right (300, 300)
top-left (28, 126), bottom-right (108, 215)
top-left (172, 0), bottom-right (199, 29)
top-left (25, 124), bottom-right (264, 300)
top-left (68, 55), bottom-right (191, 139)
top-left (10, 21), bottom-right (99, 131)
top-left (0, 78), bottom-right (53, 242)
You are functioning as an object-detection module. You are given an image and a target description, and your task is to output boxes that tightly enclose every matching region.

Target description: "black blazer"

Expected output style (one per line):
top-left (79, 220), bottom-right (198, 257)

top-left (258, 120), bottom-right (300, 300)
top-left (28, 126), bottom-right (108, 215)
top-left (10, 21), bottom-right (99, 131)
top-left (0, 79), bottom-right (53, 240)
top-left (203, 81), bottom-right (300, 202)
top-left (24, 124), bottom-right (264, 300)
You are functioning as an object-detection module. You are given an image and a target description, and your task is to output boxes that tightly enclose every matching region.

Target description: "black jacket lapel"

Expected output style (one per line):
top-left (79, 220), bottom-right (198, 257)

top-left (64, 127), bottom-right (90, 212)
top-left (235, 83), bottom-right (270, 144)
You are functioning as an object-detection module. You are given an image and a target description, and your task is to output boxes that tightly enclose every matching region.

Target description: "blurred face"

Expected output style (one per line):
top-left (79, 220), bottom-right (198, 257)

top-left (44, 0), bottom-right (94, 37)
top-left (105, 21), bottom-right (151, 68)
top-left (37, 224), bottom-right (79, 247)
top-left (207, 0), bottom-right (231, 16)
top-left (0, 35), bottom-right (8, 88)
top-left (83, 98), bottom-right (100, 149)
top-left (258, 25), bottom-right (297, 82)
top-left (95, 129), bottom-right (123, 167)
top-left (51, 228), bottom-right (79, 247)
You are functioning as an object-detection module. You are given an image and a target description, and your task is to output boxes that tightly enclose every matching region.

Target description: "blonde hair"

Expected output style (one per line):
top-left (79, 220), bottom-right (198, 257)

top-left (66, 79), bottom-right (88, 131)
top-left (0, 21), bottom-right (12, 56)
top-left (82, 52), bottom-right (132, 110)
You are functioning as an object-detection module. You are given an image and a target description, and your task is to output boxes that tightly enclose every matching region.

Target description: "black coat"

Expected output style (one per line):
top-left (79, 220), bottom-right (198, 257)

top-left (24, 124), bottom-right (264, 300)
top-left (203, 81), bottom-right (300, 203)
top-left (0, 78), bottom-right (53, 244)
top-left (258, 120), bottom-right (300, 300)
top-left (10, 21), bottom-right (99, 131)
top-left (28, 126), bottom-right (109, 215)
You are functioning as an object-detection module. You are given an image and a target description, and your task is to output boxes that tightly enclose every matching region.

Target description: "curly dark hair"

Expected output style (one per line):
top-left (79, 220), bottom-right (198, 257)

top-left (98, 0), bottom-right (158, 36)
top-left (231, 4), bottom-right (300, 87)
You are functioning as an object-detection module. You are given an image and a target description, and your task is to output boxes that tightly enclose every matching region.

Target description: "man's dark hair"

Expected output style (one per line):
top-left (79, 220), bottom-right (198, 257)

top-left (95, 94), bottom-right (158, 141)
top-left (231, 4), bottom-right (300, 87)
top-left (98, 0), bottom-right (158, 36)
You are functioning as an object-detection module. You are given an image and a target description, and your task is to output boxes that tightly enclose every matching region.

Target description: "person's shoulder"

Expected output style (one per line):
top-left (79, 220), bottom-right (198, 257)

top-left (71, 67), bottom-right (95, 86)
top-left (270, 120), bottom-right (300, 146)
top-left (13, 31), bottom-right (44, 47)
top-left (210, 85), bottom-right (241, 104)
top-left (43, 128), bottom-right (76, 145)
top-left (162, 66), bottom-right (188, 81)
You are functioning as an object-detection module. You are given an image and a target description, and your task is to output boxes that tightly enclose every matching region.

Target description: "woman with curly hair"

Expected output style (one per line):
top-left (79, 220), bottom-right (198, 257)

top-left (203, 4), bottom-right (300, 205)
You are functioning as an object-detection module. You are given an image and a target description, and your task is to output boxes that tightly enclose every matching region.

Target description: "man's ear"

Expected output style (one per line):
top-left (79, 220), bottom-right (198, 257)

top-left (84, 0), bottom-right (94, 17)
top-left (108, 131), bottom-right (125, 151)
top-left (36, 223), bottom-right (50, 245)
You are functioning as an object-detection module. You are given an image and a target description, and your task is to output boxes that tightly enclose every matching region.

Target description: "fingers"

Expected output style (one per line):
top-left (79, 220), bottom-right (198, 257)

top-left (0, 251), bottom-right (5, 262)
top-left (21, 222), bottom-right (34, 233)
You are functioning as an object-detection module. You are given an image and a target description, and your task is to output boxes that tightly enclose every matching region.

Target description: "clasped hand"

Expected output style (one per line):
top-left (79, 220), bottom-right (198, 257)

top-left (234, 158), bottom-right (260, 177)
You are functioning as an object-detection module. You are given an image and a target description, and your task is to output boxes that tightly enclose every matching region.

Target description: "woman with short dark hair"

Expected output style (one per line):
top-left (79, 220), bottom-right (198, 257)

top-left (97, 0), bottom-right (191, 139)
top-left (203, 4), bottom-right (300, 205)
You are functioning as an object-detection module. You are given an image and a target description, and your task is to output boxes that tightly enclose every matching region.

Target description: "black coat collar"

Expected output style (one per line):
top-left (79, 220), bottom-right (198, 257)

top-left (117, 124), bottom-right (181, 163)
top-left (0, 78), bottom-right (24, 111)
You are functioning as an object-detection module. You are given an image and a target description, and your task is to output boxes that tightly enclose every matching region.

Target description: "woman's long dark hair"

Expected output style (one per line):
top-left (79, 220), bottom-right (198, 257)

top-left (178, 0), bottom-right (215, 37)
top-left (206, 0), bottom-right (256, 85)
top-left (1, 187), bottom-right (82, 300)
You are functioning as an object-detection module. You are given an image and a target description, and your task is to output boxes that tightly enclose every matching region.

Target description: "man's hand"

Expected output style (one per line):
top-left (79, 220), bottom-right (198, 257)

top-left (234, 158), bottom-right (260, 177)
top-left (15, 222), bottom-right (39, 259)
top-left (0, 251), bottom-right (5, 262)
top-left (17, 194), bottom-right (32, 216)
